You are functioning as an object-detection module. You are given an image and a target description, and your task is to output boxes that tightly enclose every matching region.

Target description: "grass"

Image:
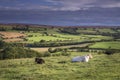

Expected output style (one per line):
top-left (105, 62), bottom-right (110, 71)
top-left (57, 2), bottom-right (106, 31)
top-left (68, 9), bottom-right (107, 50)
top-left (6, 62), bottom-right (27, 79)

top-left (97, 28), bottom-right (116, 33)
top-left (77, 29), bottom-right (96, 33)
top-left (24, 32), bottom-right (113, 43)
top-left (0, 52), bottom-right (120, 80)
top-left (25, 32), bottom-right (69, 42)
top-left (0, 24), bottom-right (120, 80)
top-left (89, 41), bottom-right (120, 49)
top-left (0, 29), bottom-right (113, 43)
top-left (77, 28), bottom-right (117, 34)
top-left (118, 29), bottom-right (120, 32)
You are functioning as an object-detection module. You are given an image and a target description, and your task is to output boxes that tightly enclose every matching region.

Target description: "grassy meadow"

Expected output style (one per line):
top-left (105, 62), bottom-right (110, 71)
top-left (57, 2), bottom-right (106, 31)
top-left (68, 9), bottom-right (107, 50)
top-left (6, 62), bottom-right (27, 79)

top-left (0, 52), bottom-right (120, 80)
top-left (23, 32), bottom-right (113, 43)
top-left (90, 41), bottom-right (120, 49)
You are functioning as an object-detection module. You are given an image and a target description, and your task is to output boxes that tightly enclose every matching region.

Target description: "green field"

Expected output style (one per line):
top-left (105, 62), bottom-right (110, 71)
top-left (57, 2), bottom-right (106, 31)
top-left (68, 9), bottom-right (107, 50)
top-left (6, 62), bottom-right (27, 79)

top-left (89, 41), bottom-right (120, 49)
top-left (77, 28), bottom-right (116, 33)
top-left (0, 52), bottom-right (120, 80)
top-left (24, 32), bottom-right (113, 43)
top-left (0, 25), bottom-right (116, 44)
top-left (97, 28), bottom-right (116, 33)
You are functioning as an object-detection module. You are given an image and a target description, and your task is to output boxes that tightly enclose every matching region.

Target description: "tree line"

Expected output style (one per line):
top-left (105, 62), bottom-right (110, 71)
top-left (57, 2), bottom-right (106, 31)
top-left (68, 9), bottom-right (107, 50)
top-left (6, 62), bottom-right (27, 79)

top-left (0, 41), bottom-right (41, 60)
top-left (0, 41), bottom-right (71, 60)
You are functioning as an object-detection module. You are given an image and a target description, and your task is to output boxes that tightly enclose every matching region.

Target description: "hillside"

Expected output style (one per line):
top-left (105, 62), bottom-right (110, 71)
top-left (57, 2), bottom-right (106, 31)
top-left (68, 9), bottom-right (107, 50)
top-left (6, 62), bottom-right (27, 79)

top-left (0, 52), bottom-right (120, 80)
top-left (0, 24), bottom-right (120, 80)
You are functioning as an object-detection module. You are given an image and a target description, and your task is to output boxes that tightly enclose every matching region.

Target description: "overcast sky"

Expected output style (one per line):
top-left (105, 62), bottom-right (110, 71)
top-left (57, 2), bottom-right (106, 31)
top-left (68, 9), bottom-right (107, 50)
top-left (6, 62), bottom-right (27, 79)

top-left (0, 0), bottom-right (120, 26)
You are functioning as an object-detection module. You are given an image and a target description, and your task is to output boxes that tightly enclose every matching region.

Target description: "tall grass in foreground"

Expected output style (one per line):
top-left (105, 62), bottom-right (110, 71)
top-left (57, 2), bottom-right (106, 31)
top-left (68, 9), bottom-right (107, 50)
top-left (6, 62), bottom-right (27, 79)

top-left (0, 52), bottom-right (120, 80)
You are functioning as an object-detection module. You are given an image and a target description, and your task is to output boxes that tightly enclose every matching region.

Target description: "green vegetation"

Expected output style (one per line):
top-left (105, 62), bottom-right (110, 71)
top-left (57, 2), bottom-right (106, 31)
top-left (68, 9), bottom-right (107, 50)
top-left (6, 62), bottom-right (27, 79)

top-left (25, 32), bottom-right (68, 42)
top-left (0, 52), bottom-right (120, 80)
top-left (0, 24), bottom-right (120, 80)
top-left (0, 41), bottom-right (41, 60)
top-left (23, 31), bottom-right (113, 43)
top-left (97, 28), bottom-right (116, 33)
top-left (89, 41), bottom-right (120, 49)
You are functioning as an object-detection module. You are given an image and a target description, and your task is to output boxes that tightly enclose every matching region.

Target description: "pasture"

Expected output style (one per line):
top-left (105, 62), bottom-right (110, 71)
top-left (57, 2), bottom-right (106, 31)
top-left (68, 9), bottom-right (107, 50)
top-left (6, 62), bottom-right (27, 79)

top-left (77, 28), bottom-right (117, 34)
top-left (97, 28), bottom-right (116, 33)
top-left (0, 26), bottom-right (115, 44)
top-left (89, 41), bottom-right (120, 49)
top-left (0, 52), bottom-right (120, 80)
top-left (24, 32), bottom-right (113, 43)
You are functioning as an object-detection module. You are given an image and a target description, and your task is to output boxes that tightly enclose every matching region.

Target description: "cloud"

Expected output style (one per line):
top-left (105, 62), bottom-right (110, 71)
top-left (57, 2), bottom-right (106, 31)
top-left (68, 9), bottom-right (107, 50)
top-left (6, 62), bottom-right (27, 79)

top-left (0, 0), bottom-right (120, 11)
top-left (47, 0), bottom-right (96, 11)
top-left (97, 1), bottom-right (120, 8)
top-left (47, 0), bottom-right (120, 11)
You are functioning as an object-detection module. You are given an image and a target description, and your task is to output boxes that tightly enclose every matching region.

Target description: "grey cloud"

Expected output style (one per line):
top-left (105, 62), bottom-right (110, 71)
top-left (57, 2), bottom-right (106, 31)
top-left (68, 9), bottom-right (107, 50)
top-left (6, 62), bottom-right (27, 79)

top-left (92, 0), bottom-right (120, 8)
top-left (0, 0), bottom-right (120, 11)
top-left (47, 0), bottom-right (120, 11)
top-left (47, 0), bottom-right (96, 11)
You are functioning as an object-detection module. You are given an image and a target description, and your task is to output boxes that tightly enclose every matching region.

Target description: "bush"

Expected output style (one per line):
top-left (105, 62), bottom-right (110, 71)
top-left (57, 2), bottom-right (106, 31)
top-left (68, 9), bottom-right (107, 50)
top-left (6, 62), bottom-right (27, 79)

top-left (0, 42), bottom-right (42, 60)
top-left (36, 52), bottom-right (43, 57)
top-left (40, 39), bottom-right (46, 43)
top-left (28, 35), bottom-right (33, 37)
top-left (0, 41), bottom-right (8, 49)
top-left (48, 48), bottom-right (55, 53)
top-left (0, 46), bottom-right (41, 60)
top-left (43, 52), bottom-right (51, 57)
top-left (48, 48), bottom-right (65, 53)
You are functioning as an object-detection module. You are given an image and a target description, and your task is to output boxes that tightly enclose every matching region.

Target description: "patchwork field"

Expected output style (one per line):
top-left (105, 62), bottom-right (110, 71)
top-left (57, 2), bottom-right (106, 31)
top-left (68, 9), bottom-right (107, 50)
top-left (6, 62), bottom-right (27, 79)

top-left (24, 32), bottom-right (113, 43)
top-left (0, 31), bottom-right (26, 42)
top-left (0, 52), bottom-right (120, 80)
top-left (0, 27), bottom-right (116, 44)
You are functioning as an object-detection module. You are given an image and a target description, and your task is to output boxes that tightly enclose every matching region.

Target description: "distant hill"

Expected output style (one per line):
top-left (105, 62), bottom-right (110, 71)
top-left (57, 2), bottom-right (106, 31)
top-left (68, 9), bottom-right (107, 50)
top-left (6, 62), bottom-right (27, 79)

top-left (0, 23), bottom-right (119, 28)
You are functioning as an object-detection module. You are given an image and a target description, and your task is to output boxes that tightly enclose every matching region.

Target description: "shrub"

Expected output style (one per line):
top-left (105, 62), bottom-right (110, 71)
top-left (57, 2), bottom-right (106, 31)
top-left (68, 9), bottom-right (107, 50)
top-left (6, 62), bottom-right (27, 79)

top-left (28, 35), bottom-right (33, 37)
top-left (43, 52), bottom-right (51, 57)
top-left (48, 48), bottom-right (55, 53)
top-left (40, 39), bottom-right (46, 43)
top-left (0, 40), bottom-right (8, 49)
top-left (0, 42), bottom-right (42, 60)
top-left (48, 48), bottom-right (65, 53)
top-left (36, 52), bottom-right (43, 57)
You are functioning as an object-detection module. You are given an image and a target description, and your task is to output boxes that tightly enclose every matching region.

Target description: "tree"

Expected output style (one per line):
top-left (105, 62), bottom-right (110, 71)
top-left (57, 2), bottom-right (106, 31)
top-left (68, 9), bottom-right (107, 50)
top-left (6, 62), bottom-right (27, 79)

top-left (0, 41), bottom-right (7, 49)
top-left (40, 39), bottom-right (46, 43)
top-left (2, 46), bottom-right (17, 59)
top-left (48, 48), bottom-right (54, 53)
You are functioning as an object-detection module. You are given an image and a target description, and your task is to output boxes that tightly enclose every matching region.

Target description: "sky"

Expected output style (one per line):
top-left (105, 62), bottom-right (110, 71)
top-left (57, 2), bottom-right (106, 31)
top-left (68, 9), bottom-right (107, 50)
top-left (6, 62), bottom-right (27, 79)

top-left (0, 0), bottom-right (120, 26)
